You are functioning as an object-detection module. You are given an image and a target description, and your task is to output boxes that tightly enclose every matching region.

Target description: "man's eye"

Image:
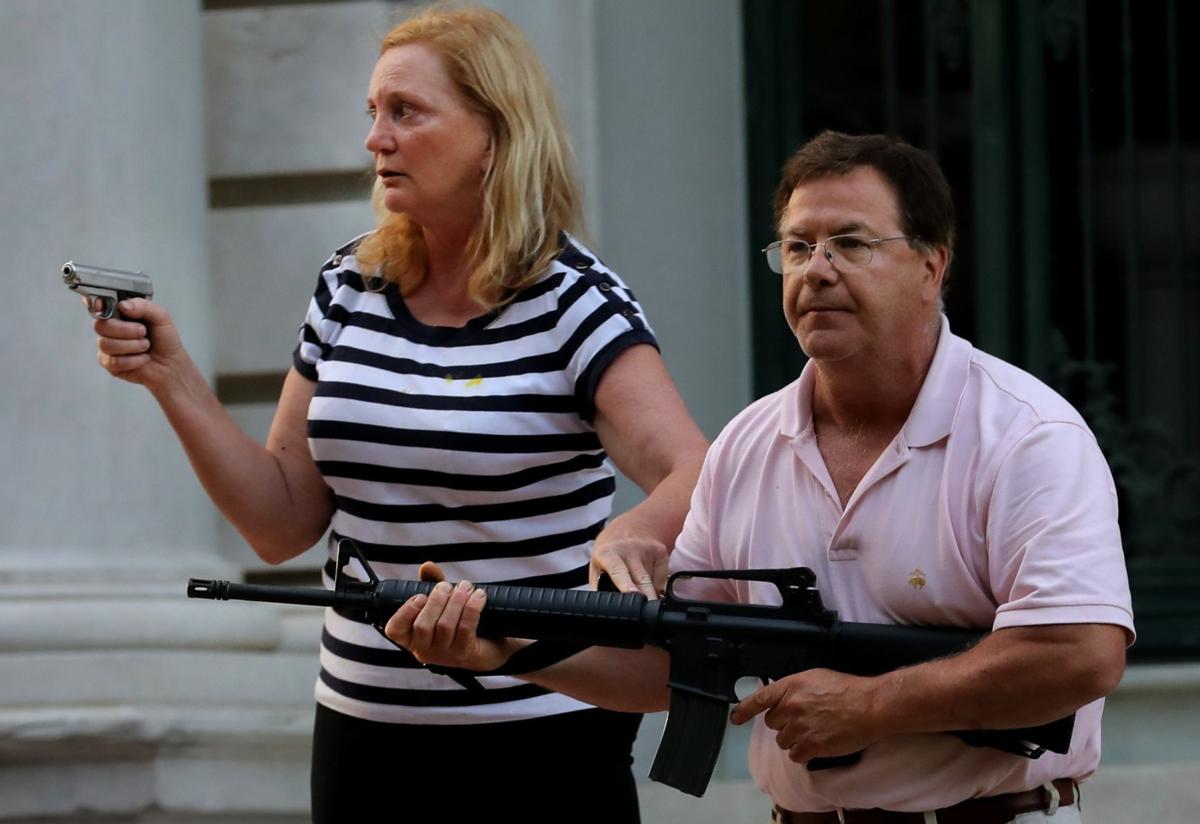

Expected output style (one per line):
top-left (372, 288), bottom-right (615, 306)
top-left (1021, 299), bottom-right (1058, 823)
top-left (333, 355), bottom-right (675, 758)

top-left (783, 241), bottom-right (810, 258)
top-left (832, 236), bottom-right (869, 250)
top-left (366, 107), bottom-right (377, 120)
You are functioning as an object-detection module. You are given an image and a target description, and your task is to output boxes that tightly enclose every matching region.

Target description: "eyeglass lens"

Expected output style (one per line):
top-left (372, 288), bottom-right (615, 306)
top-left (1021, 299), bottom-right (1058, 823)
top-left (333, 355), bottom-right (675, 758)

top-left (767, 236), bottom-right (876, 273)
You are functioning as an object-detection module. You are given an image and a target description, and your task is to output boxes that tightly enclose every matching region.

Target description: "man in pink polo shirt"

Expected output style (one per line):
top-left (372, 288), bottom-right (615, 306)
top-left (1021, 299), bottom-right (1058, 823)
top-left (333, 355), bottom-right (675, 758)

top-left (385, 131), bottom-right (1134, 823)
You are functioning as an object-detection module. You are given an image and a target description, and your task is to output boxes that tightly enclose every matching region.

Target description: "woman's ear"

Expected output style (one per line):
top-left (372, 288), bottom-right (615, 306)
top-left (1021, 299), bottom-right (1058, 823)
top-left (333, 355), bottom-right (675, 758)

top-left (480, 133), bottom-right (495, 177)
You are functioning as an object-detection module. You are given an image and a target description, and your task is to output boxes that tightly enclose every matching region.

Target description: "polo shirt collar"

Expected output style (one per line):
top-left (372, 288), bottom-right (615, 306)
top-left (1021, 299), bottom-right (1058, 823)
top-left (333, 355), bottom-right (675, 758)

top-left (902, 314), bottom-right (971, 447)
top-left (779, 363), bottom-right (816, 441)
top-left (777, 314), bottom-right (971, 449)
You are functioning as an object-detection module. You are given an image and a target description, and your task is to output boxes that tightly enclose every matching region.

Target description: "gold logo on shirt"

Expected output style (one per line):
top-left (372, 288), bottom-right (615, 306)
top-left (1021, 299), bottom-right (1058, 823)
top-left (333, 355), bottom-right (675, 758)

top-left (907, 568), bottom-right (927, 590)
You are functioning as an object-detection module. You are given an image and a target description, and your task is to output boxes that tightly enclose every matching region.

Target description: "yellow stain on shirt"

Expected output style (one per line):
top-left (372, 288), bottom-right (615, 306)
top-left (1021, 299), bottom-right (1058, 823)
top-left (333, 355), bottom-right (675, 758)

top-left (907, 568), bottom-right (927, 590)
top-left (466, 376), bottom-right (484, 388)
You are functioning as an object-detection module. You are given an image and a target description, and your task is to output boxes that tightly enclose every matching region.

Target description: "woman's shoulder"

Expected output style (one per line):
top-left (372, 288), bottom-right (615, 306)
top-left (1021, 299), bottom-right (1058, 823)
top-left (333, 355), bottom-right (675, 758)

top-left (324, 232), bottom-right (374, 275)
top-left (312, 232), bottom-right (375, 291)
top-left (303, 232), bottom-right (390, 324)
top-left (555, 233), bottom-right (614, 276)
top-left (538, 233), bottom-right (640, 301)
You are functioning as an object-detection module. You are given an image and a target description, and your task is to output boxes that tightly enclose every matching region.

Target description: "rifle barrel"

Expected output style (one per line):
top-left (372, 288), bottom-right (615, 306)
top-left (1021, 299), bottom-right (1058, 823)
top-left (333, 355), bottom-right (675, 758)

top-left (187, 578), bottom-right (344, 609)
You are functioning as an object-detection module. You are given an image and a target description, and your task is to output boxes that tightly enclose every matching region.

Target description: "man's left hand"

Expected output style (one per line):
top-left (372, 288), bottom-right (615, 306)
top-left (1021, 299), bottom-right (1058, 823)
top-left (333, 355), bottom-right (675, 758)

top-left (730, 669), bottom-right (885, 764)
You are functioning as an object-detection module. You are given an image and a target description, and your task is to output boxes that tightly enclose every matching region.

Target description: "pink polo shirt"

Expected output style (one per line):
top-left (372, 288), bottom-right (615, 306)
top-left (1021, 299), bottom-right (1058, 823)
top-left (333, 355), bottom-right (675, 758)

top-left (669, 316), bottom-right (1134, 812)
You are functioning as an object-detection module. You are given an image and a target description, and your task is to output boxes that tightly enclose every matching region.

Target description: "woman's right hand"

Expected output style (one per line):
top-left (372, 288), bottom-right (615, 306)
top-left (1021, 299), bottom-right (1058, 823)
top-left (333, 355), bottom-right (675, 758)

top-left (91, 297), bottom-right (188, 392)
top-left (384, 562), bottom-right (520, 673)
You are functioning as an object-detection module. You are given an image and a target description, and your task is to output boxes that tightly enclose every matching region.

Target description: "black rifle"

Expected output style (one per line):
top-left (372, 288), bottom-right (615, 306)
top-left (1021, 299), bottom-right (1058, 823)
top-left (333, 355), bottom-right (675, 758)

top-left (187, 541), bottom-right (1074, 797)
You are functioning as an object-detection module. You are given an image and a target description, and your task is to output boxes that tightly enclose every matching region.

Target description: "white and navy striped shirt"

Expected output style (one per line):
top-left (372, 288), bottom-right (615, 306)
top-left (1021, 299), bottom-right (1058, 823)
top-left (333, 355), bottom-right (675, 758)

top-left (293, 233), bottom-right (657, 724)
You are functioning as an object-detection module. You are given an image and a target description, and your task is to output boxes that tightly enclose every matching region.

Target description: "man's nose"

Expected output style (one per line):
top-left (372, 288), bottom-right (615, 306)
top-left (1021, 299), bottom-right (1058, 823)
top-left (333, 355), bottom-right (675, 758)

top-left (801, 244), bottom-right (838, 284)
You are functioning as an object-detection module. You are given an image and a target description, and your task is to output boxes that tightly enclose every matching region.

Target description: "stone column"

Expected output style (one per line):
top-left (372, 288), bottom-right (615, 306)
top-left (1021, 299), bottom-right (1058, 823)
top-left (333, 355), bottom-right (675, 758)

top-left (0, 2), bottom-right (313, 819)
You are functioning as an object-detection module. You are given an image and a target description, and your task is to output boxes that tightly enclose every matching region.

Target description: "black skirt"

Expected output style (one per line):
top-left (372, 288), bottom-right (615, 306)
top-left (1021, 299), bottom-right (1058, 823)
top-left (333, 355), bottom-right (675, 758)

top-left (311, 702), bottom-right (644, 823)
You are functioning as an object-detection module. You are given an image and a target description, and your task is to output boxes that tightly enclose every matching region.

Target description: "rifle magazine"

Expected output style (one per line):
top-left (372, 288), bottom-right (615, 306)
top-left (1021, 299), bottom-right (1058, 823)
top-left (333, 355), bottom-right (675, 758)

top-left (649, 691), bottom-right (729, 797)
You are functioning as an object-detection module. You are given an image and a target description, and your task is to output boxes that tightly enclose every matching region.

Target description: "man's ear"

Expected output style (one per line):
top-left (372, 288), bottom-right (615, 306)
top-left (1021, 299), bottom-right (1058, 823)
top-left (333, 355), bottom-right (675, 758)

top-left (923, 244), bottom-right (950, 300)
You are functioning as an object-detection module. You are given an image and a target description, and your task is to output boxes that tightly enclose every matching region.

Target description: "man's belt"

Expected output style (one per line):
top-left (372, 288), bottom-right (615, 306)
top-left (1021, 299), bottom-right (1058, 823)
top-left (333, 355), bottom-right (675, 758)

top-left (772, 778), bottom-right (1076, 824)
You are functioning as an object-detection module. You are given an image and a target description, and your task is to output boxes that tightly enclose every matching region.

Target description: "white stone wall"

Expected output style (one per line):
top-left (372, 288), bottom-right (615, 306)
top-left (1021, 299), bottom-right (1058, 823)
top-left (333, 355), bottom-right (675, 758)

top-left (0, 0), bottom-right (318, 819)
top-left (1, 0), bottom-right (752, 819)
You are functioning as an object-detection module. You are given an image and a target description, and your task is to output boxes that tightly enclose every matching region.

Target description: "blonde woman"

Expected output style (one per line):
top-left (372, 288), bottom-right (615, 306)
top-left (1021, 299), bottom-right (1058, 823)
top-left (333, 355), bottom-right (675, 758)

top-left (90, 4), bottom-right (707, 819)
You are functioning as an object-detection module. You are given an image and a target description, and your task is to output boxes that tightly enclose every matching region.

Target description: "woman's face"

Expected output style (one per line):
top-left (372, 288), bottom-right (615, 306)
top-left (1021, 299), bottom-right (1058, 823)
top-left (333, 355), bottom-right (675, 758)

top-left (365, 43), bottom-right (493, 230)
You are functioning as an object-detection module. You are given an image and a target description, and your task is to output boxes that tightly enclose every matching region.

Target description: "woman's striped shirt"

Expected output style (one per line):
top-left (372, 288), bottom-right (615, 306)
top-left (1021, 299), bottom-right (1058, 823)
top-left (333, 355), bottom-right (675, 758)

top-left (292, 233), bottom-right (657, 724)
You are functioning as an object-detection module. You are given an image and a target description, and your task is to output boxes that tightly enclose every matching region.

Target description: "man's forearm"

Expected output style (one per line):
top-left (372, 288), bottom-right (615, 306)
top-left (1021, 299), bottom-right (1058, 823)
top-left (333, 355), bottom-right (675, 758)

top-left (865, 623), bottom-right (1128, 739)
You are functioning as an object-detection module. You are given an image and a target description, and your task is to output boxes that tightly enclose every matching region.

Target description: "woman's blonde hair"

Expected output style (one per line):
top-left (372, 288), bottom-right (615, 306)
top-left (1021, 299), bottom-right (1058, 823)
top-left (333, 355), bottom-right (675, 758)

top-left (354, 3), bottom-right (583, 309)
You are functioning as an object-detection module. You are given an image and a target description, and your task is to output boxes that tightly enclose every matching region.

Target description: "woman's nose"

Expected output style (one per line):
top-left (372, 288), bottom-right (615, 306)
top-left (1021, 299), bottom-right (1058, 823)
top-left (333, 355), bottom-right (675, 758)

top-left (365, 119), bottom-right (392, 154)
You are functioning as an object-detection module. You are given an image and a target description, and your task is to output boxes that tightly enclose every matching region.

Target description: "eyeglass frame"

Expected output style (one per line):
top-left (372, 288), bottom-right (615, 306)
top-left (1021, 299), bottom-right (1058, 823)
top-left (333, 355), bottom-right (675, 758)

top-left (761, 234), bottom-right (923, 274)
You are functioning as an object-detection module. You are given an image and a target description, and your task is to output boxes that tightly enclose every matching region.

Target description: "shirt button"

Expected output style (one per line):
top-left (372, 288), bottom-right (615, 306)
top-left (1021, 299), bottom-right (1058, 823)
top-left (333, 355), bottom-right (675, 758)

top-left (331, 254), bottom-right (343, 266)
top-left (573, 262), bottom-right (590, 271)
top-left (599, 283), bottom-right (613, 292)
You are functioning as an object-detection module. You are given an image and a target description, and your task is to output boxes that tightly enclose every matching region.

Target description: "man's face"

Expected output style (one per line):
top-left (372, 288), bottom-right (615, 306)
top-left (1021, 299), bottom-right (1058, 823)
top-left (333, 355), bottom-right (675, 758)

top-left (779, 166), bottom-right (946, 365)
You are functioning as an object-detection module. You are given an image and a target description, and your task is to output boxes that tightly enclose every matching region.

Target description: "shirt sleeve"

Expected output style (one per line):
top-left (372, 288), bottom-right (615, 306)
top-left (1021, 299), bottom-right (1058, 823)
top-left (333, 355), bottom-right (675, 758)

top-left (987, 421), bottom-right (1136, 641)
top-left (291, 263), bottom-right (341, 382)
top-left (668, 427), bottom-right (739, 603)
top-left (562, 265), bottom-right (659, 422)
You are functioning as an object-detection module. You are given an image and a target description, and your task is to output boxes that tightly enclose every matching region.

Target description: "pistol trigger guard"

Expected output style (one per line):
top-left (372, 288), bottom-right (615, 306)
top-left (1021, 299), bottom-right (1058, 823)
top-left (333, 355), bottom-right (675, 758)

top-left (92, 296), bottom-right (116, 320)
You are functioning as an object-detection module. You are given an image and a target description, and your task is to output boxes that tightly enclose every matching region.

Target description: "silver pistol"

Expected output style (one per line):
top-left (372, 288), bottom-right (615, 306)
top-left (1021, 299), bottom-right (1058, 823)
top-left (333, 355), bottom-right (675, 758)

top-left (61, 261), bottom-right (154, 320)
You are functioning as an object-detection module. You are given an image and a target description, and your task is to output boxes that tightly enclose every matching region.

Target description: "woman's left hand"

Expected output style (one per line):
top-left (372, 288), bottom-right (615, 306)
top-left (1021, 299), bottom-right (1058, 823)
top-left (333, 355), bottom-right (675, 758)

top-left (589, 535), bottom-right (669, 598)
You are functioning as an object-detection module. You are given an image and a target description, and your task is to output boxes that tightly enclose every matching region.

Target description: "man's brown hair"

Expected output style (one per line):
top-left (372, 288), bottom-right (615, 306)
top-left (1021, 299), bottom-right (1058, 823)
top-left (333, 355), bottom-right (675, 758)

top-left (774, 131), bottom-right (956, 261)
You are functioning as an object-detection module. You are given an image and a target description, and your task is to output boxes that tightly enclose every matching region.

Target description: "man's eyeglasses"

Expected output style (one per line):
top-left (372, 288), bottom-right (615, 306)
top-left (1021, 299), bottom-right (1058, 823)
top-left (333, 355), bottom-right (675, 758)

top-left (762, 234), bottom-right (918, 274)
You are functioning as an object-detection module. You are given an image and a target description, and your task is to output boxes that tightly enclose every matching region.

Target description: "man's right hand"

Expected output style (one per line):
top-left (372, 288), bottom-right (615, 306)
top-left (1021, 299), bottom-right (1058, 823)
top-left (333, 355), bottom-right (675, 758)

top-left (730, 668), bottom-right (887, 765)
